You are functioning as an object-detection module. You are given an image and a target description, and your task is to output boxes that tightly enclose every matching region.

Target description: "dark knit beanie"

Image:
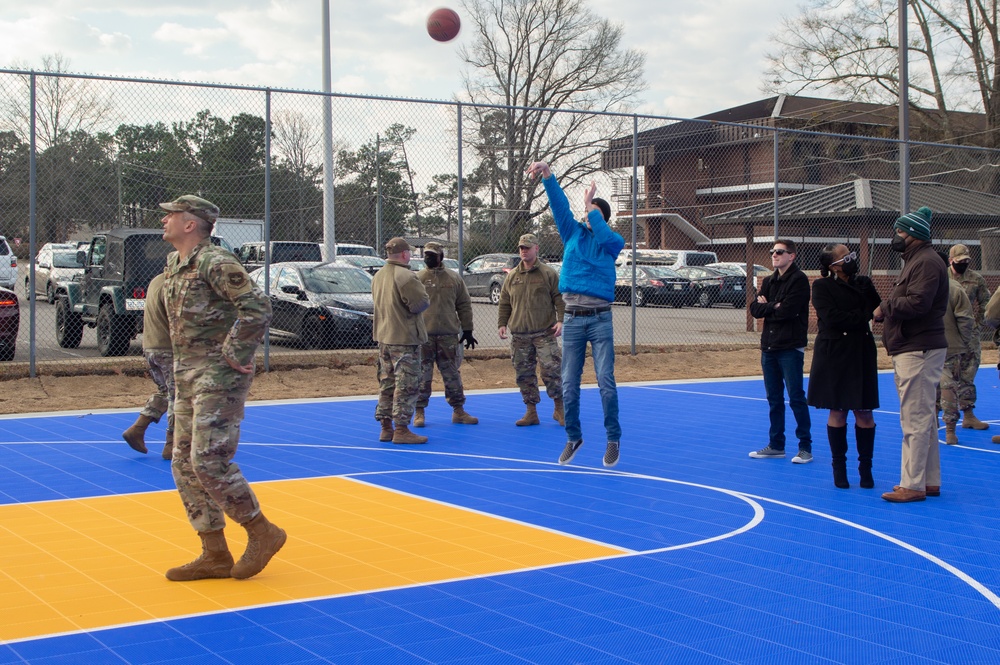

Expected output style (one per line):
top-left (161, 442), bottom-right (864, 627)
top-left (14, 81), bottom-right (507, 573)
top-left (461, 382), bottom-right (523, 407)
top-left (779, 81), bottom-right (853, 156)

top-left (894, 206), bottom-right (932, 241)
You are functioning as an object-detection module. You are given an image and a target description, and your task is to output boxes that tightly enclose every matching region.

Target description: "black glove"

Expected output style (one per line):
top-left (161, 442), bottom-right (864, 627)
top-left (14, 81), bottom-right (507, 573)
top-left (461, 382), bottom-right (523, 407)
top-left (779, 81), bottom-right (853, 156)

top-left (461, 330), bottom-right (478, 350)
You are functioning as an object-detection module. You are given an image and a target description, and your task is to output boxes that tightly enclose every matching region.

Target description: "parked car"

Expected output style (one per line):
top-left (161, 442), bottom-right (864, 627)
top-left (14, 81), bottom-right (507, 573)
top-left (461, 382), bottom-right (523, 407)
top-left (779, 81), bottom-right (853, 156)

top-left (337, 255), bottom-right (386, 275)
top-left (616, 248), bottom-right (718, 269)
top-left (237, 241), bottom-right (323, 272)
top-left (0, 236), bottom-right (17, 290)
top-left (0, 286), bottom-right (18, 361)
top-left (335, 243), bottom-right (378, 257)
top-left (675, 266), bottom-right (747, 307)
top-left (409, 257), bottom-right (460, 272)
top-left (614, 264), bottom-right (696, 307)
top-left (706, 262), bottom-right (770, 290)
top-left (463, 253), bottom-right (521, 304)
top-left (27, 247), bottom-right (85, 303)
top-left (249, 262), bottom-right (375, 349)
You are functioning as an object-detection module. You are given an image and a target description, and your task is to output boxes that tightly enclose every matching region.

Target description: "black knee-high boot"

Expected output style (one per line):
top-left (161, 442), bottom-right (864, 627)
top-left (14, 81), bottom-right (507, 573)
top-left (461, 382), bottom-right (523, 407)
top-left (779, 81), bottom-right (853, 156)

top-left (828, 425), bottom-right (849, 488)
top-left (856, 424), bottom-right (875, 489)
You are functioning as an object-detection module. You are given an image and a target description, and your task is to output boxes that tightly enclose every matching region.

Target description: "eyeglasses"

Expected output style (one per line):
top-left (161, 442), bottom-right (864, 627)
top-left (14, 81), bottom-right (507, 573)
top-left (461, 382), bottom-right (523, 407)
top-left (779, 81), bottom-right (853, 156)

top-left (831, 251), bottom-right (857, 266)
top-left (770, 249), bottom-right (788, 256)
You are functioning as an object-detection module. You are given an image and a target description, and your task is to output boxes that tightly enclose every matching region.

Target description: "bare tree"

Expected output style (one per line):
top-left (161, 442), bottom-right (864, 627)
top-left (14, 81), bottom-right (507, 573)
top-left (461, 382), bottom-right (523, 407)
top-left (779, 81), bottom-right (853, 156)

top-left (458, 0), bottom-right (646, 245)
top-left (1, 54), bottom-right (117, 149)
top-left (763, 0), bottom-right (1000, 143)
top-left (273, 110), bottom-right (326, 238)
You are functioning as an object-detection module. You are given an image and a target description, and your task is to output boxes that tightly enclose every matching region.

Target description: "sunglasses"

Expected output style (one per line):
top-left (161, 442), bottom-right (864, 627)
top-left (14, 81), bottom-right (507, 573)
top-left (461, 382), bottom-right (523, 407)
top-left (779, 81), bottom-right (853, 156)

top-left (770, 249), bottom-right (789, 256)
top-left (831, 251), bottom-right (857, 265)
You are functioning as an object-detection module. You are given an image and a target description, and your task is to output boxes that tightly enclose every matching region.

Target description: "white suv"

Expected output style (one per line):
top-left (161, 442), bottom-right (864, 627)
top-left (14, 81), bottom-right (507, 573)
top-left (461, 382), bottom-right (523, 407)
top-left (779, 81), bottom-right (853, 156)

top-left (0, 236), bottom-right (16, 290)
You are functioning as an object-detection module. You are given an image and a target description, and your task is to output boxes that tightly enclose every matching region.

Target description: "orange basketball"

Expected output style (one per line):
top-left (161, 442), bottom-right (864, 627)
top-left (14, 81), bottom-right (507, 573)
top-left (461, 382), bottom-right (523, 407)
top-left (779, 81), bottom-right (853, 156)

top-left (427, 7), bottom-right (461, 42)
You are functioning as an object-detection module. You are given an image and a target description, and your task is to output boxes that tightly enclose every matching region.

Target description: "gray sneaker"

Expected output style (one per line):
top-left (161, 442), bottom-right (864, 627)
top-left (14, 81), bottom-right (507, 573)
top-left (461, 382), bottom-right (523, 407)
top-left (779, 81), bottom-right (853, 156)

top-left (749, 446), bottom-right (785, 459)
top-left (559, 439), bottom-right (584, 465)
top-left (791, 450), bottom-right (814, 464)
top-left (603, 441), bottom-right (620, 468)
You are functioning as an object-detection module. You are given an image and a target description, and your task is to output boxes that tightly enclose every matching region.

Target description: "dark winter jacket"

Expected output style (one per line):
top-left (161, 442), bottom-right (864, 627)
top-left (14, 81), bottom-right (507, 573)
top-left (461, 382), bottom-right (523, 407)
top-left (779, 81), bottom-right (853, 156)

top-left (749, 262), bottom-right (810, 351)
top-left (807, 274), bottom-right (881, 411)
top-left (880, 242), bottom-right (948, 355)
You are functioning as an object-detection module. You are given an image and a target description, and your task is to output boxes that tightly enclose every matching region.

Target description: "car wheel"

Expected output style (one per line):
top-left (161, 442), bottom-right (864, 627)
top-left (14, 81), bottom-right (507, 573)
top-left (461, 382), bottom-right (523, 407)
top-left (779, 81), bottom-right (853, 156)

top-left (97, 303), bottom-right (131, 357)
top-left (489, 282), bottom-right (502, 306)
top-left (299, 313), bottom-right (325, 349)
top-left (45, 282), bottom-right (55, 304)
top-left (56, 298), bottom-right (83, 349)
top-left (634, 289), bottom-right (647, 307)
top-left (697, 291), bottom-right (712, 308)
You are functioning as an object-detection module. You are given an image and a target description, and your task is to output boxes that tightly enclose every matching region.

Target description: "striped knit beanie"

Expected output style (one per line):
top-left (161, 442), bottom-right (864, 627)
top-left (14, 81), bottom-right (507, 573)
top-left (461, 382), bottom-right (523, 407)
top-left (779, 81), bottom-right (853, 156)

top-left (894, 206), bottom-right (932, 241)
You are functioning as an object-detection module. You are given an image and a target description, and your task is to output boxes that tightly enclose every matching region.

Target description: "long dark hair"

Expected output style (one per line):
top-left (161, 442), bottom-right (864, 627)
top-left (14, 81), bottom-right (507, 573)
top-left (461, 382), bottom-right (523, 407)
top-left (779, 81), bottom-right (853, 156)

top-left (818, 244), bottom-right (838, 278)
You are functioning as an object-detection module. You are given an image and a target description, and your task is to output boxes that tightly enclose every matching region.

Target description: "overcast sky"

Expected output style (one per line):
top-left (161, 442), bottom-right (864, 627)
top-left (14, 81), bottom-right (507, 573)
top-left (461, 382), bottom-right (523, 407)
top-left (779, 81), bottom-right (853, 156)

top-left (0, 0), bottom-right (805, 120)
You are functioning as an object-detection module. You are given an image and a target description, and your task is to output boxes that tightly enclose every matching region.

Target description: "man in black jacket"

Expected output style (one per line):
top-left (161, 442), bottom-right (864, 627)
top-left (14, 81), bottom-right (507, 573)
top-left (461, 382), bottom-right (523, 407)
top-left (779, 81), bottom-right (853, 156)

top-left (749, 239), bottom-right (813, 462)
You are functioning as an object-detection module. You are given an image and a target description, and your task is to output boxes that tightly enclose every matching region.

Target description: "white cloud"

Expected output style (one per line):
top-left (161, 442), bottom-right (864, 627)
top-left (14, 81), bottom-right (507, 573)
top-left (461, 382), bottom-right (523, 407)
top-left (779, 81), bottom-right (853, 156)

top-left (152, 22), bottom-right (229, 56)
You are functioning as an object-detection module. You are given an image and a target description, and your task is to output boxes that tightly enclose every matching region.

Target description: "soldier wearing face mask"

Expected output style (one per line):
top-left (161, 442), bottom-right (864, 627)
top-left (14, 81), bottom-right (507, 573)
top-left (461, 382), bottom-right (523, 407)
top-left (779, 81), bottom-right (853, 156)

top-left (945, 244), bottom-right (991, 431)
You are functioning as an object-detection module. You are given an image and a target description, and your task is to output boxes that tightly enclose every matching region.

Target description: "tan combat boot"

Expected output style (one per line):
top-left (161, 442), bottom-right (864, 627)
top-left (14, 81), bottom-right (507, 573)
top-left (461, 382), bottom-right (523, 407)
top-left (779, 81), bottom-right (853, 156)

top-left (122, 414), bottom-right (155, 454)
top-left (162, 429), bottom-right (174, 460)
top-left (945, 424), bottom-right (958, 445)
top-left (231, 512), bottom-right (287, 580)
top-left (379, 418), bottom-right (394, 442)
top-left (414, 407), bottom-right (426, 427)
top-left (392, 423), bottom-right (429, 444)
top-left (452, 406), bottom-right (478, 424)
top-left (962, 409), bottom-right (989, 430)
top-left (552, 398), bottom-right (565, 426)
top-left (516, 404), bottom-right (540, 427)
top-left (165, 530), bottom-right (235, 581)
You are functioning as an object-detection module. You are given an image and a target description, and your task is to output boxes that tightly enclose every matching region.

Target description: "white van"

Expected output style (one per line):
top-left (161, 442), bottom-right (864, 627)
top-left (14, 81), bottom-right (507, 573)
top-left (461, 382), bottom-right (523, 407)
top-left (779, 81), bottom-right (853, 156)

top-left (616, 249), bottom-right (718, 270)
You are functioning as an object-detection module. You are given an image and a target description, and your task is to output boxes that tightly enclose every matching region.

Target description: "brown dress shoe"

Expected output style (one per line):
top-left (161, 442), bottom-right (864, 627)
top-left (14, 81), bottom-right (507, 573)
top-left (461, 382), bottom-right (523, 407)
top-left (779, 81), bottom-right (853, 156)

top-left (882, 486), bottom-right (926, 503)
top-left (925, 485), bottom-right (941, 497)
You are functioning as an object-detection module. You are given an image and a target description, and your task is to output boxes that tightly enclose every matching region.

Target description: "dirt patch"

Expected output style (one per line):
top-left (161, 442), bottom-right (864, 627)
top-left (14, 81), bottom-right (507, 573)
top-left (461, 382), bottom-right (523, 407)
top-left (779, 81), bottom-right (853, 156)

top-left (2, 344), bottom-right (996, 415)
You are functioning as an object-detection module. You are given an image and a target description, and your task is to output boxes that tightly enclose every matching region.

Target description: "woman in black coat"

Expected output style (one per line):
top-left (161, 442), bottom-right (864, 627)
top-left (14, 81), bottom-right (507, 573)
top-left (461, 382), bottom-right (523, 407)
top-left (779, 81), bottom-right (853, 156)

top-left (808, 244), bottom-right (881, 489)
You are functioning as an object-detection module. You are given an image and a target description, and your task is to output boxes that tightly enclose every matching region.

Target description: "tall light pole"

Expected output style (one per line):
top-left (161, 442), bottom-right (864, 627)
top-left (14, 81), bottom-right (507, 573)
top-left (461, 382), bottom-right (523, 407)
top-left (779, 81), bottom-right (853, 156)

top-left (322, 0), bottom-right (337, 259)
top-left (898, 0), bottom-right (910, 214)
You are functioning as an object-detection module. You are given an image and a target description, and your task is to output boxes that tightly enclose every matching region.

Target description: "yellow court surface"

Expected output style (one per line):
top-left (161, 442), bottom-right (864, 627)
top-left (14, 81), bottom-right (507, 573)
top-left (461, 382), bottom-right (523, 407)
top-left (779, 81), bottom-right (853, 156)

top-left (0, 476), bottom-right (627, 642)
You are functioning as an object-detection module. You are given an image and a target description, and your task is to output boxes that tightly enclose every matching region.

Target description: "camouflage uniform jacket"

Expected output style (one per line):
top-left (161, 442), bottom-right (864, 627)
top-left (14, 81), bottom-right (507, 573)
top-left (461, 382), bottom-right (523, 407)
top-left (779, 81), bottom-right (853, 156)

top-left (372, 259), bottom-right (430, 345)
top-left (163, 239), bottom-right (272, 373)
top-left (497, 261), bottom-right (564, 334)
top-left (142, 272), bottom-right (171, 352)
top-left (417, 266), bottom-right (473, 336)
top-left (945, 280), bottom-right (975, 356)
top-left (951, 268), bottom-right (990, 328)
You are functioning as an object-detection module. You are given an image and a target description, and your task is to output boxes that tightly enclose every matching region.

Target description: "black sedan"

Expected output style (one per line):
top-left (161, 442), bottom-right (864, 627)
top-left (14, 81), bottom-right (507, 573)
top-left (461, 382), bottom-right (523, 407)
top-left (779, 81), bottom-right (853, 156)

top-left (0, 287), bottom-right (17, 360)
top-left (675, 266), bottom-right (747, 307)
top-left (337, 255), bottom-right (385, 275)
top-left (614, 264), bottom-right (696, 307)
top-left (249, 262), bottom-right (375, 349)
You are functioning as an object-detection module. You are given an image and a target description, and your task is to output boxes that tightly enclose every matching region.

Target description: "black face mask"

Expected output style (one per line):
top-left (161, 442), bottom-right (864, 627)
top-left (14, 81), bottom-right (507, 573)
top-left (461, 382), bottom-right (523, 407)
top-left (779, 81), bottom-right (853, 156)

top-left (842, 259), bottom-right (860, 276)
top-left (424, 253), bottom-right (441, 269)
top-left (953, 262), bottom-right (969, 274)
top-left (890, 235), bottom-right (908, 253)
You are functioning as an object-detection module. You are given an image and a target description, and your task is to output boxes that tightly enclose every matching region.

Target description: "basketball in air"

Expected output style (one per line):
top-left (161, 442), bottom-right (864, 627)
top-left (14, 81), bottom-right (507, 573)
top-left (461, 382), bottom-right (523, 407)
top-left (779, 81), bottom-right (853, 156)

top-left (427, 7), bottom-right (461, 42)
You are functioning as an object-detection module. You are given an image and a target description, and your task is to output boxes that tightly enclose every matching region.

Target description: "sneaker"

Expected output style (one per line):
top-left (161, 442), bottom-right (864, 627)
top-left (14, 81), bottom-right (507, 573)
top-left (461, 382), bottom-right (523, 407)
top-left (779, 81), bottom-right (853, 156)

top-left (749, 446), bottom-right (785, 459)
top-left (559, 439), bottom-right (583, 465)
top-left (603, 441), bottom-right (620, 468)
top-left (791, 450), bottom-right (813, 464)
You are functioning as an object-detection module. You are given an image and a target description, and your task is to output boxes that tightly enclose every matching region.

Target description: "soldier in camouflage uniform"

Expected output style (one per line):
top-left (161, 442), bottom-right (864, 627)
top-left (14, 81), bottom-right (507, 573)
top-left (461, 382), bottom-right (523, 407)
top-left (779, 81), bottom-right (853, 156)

top-left (947, 244), bottom-right (991, 430)
top-left (372, 237), bottom-right (431, 444)
top-left (938, 253), bottom-right (975, 445)
top-left (159, 195), bottom-right (285, 582)
top-left (414, 241), bottom-right (479, 428)
top-left (122, 272), bottom-right (175, 459)
top-left (498, 233), bottom-right (565, 427)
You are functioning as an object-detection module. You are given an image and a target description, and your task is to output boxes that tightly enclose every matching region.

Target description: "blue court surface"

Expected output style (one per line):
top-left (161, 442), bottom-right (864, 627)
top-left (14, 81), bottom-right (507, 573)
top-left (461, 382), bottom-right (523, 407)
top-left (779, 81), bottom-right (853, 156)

top-left (4, 368), bottom-right (1000, 664)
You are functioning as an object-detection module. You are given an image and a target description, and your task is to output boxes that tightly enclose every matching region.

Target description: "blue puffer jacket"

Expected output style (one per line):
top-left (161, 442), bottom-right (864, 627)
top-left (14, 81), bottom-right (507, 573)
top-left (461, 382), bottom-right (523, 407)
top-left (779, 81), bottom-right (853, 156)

top-left (544, 175), bottom-right (625, 301)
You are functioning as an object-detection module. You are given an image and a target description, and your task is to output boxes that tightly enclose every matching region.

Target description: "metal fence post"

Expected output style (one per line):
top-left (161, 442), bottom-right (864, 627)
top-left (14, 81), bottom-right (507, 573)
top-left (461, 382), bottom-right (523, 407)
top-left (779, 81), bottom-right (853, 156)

top-left (630, 114), bottom-right (638, 355)
top-left (457, 103), bottom-right (464, 271)
top-left (28, 73), bottom-right (36, 378)
top-left (263, 88), bottom-right (272, 371)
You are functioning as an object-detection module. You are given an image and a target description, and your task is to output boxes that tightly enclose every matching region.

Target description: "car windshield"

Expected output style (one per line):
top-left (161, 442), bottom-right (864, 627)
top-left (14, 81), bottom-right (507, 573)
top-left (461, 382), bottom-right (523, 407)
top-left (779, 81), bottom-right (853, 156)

top-left (709, 265), bottom-right (742, 276)
top-left (643, 266), bottom-right (683, 279)
top-left (52, 252), bottom-right (83, 269)
top-left (301, 266), bottom-right (371, 294)
top-left (343, 256), bottom-right (384, 267)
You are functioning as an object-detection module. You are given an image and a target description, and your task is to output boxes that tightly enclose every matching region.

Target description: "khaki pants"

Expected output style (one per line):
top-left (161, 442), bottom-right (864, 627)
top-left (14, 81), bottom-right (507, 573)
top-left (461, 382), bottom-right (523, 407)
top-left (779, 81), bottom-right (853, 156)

top-left (893, 348), bottom-right (947, 490)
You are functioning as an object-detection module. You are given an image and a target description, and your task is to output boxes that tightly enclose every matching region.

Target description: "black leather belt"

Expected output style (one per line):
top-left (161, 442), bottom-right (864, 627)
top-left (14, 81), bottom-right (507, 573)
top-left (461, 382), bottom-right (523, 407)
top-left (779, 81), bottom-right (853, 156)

top-left (566, 307), bottom-right (611, 317)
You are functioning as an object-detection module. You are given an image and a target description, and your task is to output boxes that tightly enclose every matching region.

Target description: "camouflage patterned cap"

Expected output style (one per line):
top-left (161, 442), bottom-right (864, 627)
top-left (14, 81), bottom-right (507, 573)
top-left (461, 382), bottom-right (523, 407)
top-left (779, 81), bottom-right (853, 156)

top-left (423, 241), bottom-right (445, 256)
top-left (159, 195), bottom-right (220, 224)
top-left (518, 233), bottom-right (539, 248)
top-left (385, 237), bottom-right (410, 254)
top-left (949, 243), bottom-right (971, 262)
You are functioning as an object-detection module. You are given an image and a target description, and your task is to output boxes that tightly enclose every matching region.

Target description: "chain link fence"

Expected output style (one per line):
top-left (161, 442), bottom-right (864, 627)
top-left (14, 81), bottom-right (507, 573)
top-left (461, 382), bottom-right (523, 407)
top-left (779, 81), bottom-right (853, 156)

top-left (2, 69), bottom-right (999, 374)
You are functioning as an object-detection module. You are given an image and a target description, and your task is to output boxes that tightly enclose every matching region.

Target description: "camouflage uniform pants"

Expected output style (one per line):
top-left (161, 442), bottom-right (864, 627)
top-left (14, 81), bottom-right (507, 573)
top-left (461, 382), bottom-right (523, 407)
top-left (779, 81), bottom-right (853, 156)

top-left (375, 343), bottom-right (422, 425)
top-left (938, 352), bottom-right (976, 425)
top-left (417, 334), bottom-right (466, 409)
top-left (140, 349), bottom-right (175, 431)
top-left (511, 331), bottom-right (562, 405)
top-left (956, 334), bottom-right (981, 411)
top-left (171, 372), bottom-right (259, 533)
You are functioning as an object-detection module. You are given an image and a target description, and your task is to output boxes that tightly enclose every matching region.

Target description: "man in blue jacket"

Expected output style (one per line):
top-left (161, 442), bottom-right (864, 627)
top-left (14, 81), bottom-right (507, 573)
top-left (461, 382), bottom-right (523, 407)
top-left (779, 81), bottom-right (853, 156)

top-left (527, 161), bottom-right (626, 467)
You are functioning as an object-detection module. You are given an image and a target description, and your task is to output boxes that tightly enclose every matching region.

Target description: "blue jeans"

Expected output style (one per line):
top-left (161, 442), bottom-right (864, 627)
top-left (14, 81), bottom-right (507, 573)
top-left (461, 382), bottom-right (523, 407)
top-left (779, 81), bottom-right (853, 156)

top-left (562, 310), bottom-right (621, 443)
top-left (762, 349), bottom-right (811, 451)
